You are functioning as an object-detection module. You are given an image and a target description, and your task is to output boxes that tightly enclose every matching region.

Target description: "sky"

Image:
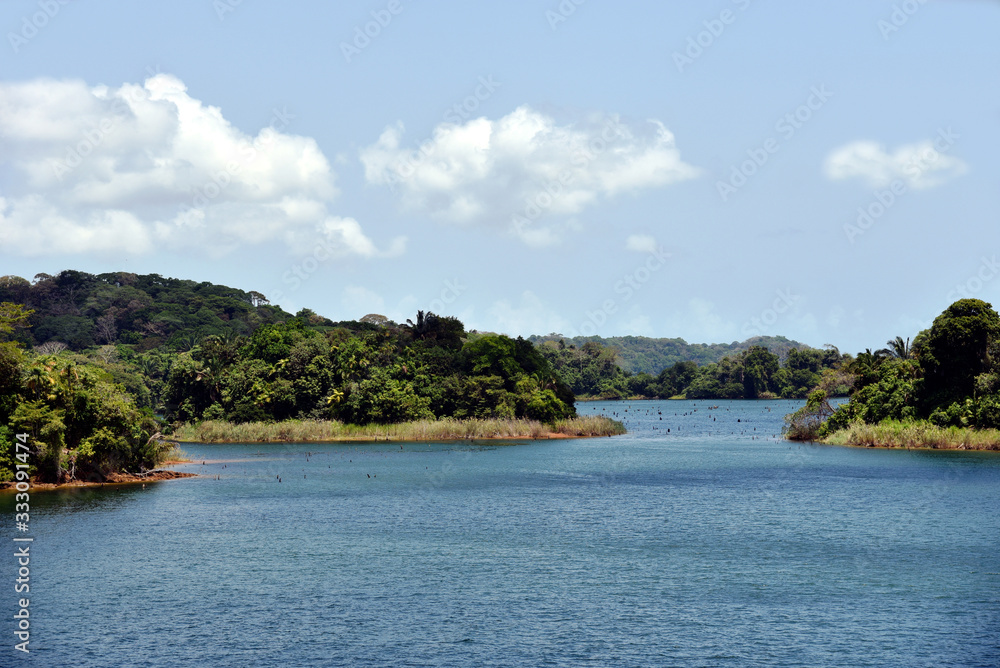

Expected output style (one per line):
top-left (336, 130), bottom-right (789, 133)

top-left (0, 0), bottom-right (997, 353)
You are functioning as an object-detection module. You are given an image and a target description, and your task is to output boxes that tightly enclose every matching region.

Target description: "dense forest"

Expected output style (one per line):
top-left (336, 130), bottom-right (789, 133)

top-left (786, 299), bottom-right (1000, 445)
top-left (0, 269), bottom-right (875, 484)
top-left (536, 338), bottom-right (853, 400)
top-left (0, 272), bottom-right (588, 483)
top-left (528, 333), bottom-right (811, 375)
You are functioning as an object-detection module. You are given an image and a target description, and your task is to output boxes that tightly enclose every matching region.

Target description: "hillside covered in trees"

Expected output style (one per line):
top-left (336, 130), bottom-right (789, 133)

top-left (0, 271), bottom-right (586, 484)
top-left (528, 333), bottom-right (812, 375)
top-left (535, 339), bottom-right (853, 400)
top-left (0, 270), bottom-right (296, 351)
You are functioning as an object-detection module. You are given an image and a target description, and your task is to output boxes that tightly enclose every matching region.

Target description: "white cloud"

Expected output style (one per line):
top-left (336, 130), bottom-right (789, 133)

top-left (823, 139), bottom-right (967, 189)
top-left (625, 234), bottom-right (658, 253)
top-left (360, 106), bottom-right (700, 245)
top-left (0, 74), bottom-right (403, 258)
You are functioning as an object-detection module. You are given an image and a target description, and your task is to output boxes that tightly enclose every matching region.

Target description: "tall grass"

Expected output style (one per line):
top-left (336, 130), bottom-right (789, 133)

top-left (824, 420), bottom-right (1000, 451)
top-left (172, 416), bottom-right (626, 444)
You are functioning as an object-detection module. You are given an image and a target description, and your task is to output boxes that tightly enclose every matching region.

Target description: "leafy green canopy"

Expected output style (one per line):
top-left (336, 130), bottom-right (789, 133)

top-left (160, 314), bottom-right (576, 427)
top-left (536, 339), bottom-right (850, 400)
top-left (818, 299), bottom-right (1000, 436)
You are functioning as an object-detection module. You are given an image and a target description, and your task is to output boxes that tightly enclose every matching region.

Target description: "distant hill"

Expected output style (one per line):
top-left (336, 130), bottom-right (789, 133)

top-left (0, 270), bottom-right (298, 351)
top-left (527, 334), bottom-right (816, 375)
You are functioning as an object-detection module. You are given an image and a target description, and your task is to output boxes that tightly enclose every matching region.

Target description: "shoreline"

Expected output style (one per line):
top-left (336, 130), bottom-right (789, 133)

top-left (0, 467), bottom-right (198, 493)
top-left (819, 438), bottom-right (1000, 453)
top-left (170, 416), bottom-right (626, 444)
top-left (171, 430), bottom-right (584, 444)
top-left (817, 421), bottom-right (1000, 452)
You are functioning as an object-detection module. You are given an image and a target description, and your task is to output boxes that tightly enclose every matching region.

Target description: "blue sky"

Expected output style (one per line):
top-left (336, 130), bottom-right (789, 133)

top-left (1, 0), bottom-right (997, 353)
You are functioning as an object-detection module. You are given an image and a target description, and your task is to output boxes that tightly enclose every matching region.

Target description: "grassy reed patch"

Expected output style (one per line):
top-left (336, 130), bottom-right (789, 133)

top-left (172, 416), bottom-right (625, 444)
top-left (824, 420), bottom-right (1000, 451)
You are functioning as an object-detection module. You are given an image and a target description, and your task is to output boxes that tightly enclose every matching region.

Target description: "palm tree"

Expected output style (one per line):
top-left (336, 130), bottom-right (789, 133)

top-left (877, 336), bottom-right (912, 360)
top-left (405, 311), bottom-right (437, 340)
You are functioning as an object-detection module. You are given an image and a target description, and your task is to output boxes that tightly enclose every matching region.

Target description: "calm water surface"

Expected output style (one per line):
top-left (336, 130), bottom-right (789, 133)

top-left (3, 399), bottom-right (999, 667)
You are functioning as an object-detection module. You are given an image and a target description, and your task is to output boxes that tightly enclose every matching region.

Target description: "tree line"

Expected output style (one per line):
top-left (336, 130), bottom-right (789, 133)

top-left (0, 271), bottom-right (579, 483)
top-left (536, 338), bottom-right (853, 400)
top-left (787, 299), bottom-right (1000, 440)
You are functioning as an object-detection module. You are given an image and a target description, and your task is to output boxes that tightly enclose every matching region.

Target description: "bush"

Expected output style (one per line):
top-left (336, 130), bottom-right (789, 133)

top-left (783, 390), bottom-right (835, 441)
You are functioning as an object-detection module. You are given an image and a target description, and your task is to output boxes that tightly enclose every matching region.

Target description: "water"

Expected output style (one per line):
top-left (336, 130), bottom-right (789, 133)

top-left (3, 399), bottom-right (999, 667)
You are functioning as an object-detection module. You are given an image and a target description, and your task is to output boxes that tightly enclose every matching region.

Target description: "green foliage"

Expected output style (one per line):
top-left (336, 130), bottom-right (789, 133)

top-left (538, 338), bottom-right (849, 401)
top-left (157, 317), bottom-right (575, 428)
top-left (529, 333), bottom-right (812, 375)
top-left (783, 390), bottom-right (836, 441)
top-left (10, 400), bottom-right (66, 481)
top-left (820, 300), bottom-right (1000, 443)
top-left (0, 302), bottom-right (34, 335)
top-left (0, 426), bottom-right (16, 483)
top-left (0, 270), bottom-right (294, 353)
top-left (0, 341), bottom-right (163, 483)
top-left (919, 299), bottom-right (1000, 413)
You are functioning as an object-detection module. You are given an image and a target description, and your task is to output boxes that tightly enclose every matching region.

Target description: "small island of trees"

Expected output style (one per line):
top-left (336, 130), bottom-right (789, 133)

top-left (786, 298), bottom-right (1000, 450)
top-left (0, 271), bottom-right (623, 486)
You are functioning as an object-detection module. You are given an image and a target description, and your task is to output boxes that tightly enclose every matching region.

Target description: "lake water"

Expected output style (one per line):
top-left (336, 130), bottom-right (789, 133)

top-left (3, 399), bottom-right (999, 667)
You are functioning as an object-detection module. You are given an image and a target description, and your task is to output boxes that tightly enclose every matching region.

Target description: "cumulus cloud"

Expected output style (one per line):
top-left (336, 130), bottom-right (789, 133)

top-left (0, 74), bottom-right (404, 257)
top-left (823, 137), bottom-right (967, 189)
top-left (360, 106), bottom-right (700, 246)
